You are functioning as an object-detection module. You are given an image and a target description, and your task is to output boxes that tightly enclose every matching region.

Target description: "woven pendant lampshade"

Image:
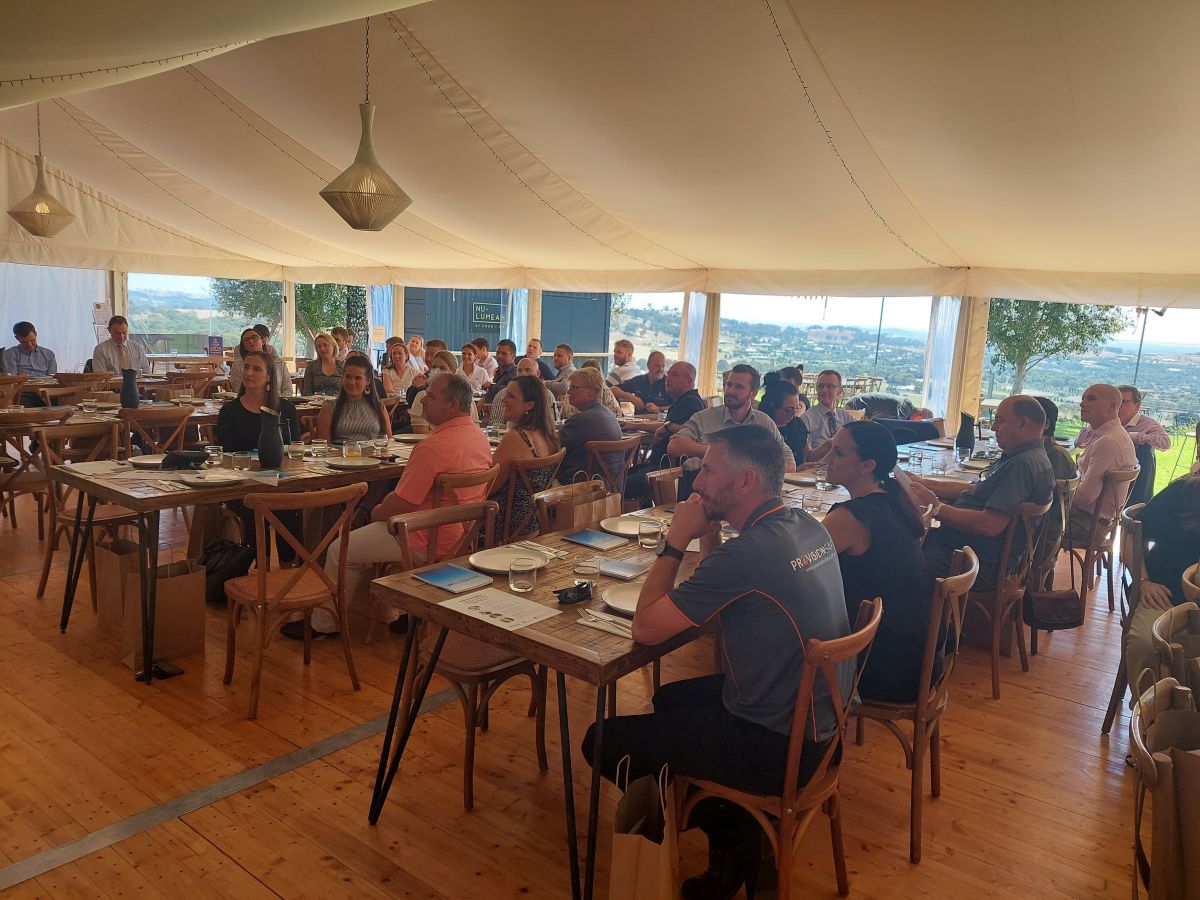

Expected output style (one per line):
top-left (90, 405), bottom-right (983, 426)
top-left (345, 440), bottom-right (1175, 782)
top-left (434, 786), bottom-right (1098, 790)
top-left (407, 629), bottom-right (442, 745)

top-left (319, 102), bottom-right (411, 231)
top-left (7, 104), bottom-right (75, 238)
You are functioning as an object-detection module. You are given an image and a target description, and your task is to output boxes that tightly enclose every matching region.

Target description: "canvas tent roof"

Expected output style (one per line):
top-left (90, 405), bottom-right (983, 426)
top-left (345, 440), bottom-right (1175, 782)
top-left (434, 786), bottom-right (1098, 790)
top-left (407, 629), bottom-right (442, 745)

top-left (4, 0), bottom-right (1200, 306)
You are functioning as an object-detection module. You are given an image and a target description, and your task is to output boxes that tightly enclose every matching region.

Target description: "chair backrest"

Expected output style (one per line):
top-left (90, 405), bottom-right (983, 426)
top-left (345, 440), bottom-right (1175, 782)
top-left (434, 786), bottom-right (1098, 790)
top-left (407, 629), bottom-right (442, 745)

top-left (387, 501), bottom-right (498, 570)
top-left (1055, 475), bottom-right (1081, 545)
top-left (433, 464), bottom-right (500, 508)
top-left (500, 448), bottom-right (565, 543)
top-left (0, 375), bottom-right (28, 406)
top-left (37, 386), bottom-right (88, 407)
top-left (54, 372), bottom-right (113, 389)
top-left (242, 483), bottom-right (368, 609)
top-left (34, 421), bottom-right (124, 515)
top-left (647, 466), bottom-right (682, 507)
top-left (167, 371), bottom-right (217, 396)
top-left (1119, 504), bottom-right (1147, 613)
top-left (1185, 563), bottom-right (1200, 605)
top-left (118, 406), bottom-right (194, 455)
top-left (533, 479), bottom-right (608, 533)
top-left (584, 434), bottom-right (641, 494)
top-left (990, 499), bottom-right (1054, 600)
top-left (0, 408), bottom-right (75, 486)
top-left (1151, 602), bottom-right (1200, 695)
top-left (1079, 465), bottom-right (1141, 550)
top-left (783, 597), bottom-right (883, 805)
top-left (919, 547), bottom-right (980, 718)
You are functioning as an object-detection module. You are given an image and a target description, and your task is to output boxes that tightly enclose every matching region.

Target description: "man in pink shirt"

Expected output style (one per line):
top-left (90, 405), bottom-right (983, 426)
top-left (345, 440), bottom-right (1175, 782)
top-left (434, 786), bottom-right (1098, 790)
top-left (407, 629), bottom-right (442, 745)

top-left (296, 372), bottom-right (493, 638)
top-left (1069, 383), bottom-right (1137, 541)
top-left (1074, 384), bottom-right (1172, 452)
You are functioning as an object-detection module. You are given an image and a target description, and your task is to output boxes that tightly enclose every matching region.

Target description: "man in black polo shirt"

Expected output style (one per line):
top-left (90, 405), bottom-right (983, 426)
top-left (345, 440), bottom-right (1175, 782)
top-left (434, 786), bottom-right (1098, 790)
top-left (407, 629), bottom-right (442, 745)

top-left (910, 395), bottom-right (1054, 590)
top-left (483, 339), bottom-right (517, 403)
top-left (622, 361), bottom-right (706, 505)
top-left (612, 349), bottom-right (670, 412)
top-left (583, 426), bottom-right (851, 898)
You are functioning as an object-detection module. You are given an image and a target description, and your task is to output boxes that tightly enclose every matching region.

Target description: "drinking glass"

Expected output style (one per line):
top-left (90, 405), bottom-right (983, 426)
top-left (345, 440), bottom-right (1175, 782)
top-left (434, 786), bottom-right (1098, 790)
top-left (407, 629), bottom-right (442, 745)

top-left (231, 451), bottom-right (252, 471)
top-left (638, 520), bottom-right (663, 550)
top-left (508, 557), bottom-right (538, 593)
top-left (572, 558), bottom-right (600, 589)
top-left (311, 439), bottom-right (328, 459)
top-left (909, 450), bottom-right (923, 471)
top-left (344, 441), bottom-right (363, 458)
top-left (372, 437), bottom-right (389, 457)
top-left (204, 445), bottom-right (223, 467)
top-left (178, 389), bottom-right (193, 403)
top-left (79, 399), bottom-right (97, 412)
top-left (802, 494), bottom-right (820, 513)
top-left (814, 466), bottom-right (831, 492)
top-left (286, 442), bottom-right (305, 460)
top-left (931, 463), bottom-right (947, 477)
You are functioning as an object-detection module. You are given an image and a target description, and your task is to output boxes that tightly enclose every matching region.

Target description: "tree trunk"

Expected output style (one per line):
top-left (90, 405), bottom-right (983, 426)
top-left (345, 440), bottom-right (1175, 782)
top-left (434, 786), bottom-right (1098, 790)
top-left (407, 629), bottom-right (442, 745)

top-left (1011, 359), bottom-right (1028, 394)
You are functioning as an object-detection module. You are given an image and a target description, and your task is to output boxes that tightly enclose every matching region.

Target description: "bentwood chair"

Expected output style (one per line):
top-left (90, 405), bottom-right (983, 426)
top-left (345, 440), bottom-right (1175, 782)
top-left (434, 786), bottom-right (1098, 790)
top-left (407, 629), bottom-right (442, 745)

top-left (0, 406), bottom-right (74, 537)
top-left (647, 466), bottom-right (682, 507)
top-left (222, 483), bottom-right (367, 719)
top-left (1151, 602), bottom-right (1200, 697)
top-left (1100, 505), bottom-right (1147, 734)
top-left (497, 449), bottom-right (565, 543)
top-left (584, 434), bottom-right (641, 494)
top-left (54, 372), bottom-right (115, 391)
top-left (0, 375), bottom-right (29, 407)
top-left (678, 599), bottom-right (883, 899)
top-left (34, 421), bottom-right (137, 608)
top-left (118, 406), bottom-right (194, 456)
top-left (1069, 466), bottom-right (1140, 610)
top-left (964, 499), bottom-right (1053, 699)
top-left (855, 548), bottom-right (979, 862)
top-left (388, 502), bottom-right (548, 810)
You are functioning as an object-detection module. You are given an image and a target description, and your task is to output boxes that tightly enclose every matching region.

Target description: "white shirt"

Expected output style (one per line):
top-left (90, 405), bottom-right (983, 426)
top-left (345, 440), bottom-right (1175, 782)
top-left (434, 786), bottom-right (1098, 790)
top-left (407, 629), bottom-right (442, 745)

top-left (799, 406), bottom-right (855, 448)
top-left (606, 361), bottom-right (642, 386)
top-left (477, 354), bottom-right (499, 377)
top-left (460, 365), bottom-right (489, 390)
top-left (1075, 417), bottom-right (1138, 519)
top-left (91, 338), bottom-right (150, 374)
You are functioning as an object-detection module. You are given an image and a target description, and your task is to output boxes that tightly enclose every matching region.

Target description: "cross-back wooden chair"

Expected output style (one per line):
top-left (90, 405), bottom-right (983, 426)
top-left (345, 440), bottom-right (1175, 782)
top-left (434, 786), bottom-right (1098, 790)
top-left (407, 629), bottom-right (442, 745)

top-left (0, 375), bottom-right (29, 407)
top-left (429, 463), bottom-right (500, 558)
top-left (55, 372), bottom-right (114, 390)
top-left (222, 483), bottom-right (368, 719)
top-left (964, 499), bottom-right (1053, 699)
top-left (118, 406), bottom-right (193, 456)
top-left (34, 421), bottom-right (136, 608)
top-left (0, 407), bottom-right (74, 537)
top-left (36, 386), bottom-right (88, 407)
top-left (498, 449), bottom-right (565, 544)
top-left (584, 434), bottom-right (641, 494)
top-left (1069, 465), bottom-right (1140, 609)
top-left (1151, 601), bottom-right (1200, 697)
top-left (647, 465), bottom-right (682, 507)
top-left (387, 501), bottom-right (548, 810)
top-left (678, 598), bottom-right (883, 899)
top-left (167, 371), bottom-right (218, 397)
top-left (1099, 505), bottom-right (1148, 734)
top-left (1034, 475), bottom-right (1081, 592)
top-left (855, 548), bottom-right (979, 863)
top-left (532, 480), bottom-right (609, 533)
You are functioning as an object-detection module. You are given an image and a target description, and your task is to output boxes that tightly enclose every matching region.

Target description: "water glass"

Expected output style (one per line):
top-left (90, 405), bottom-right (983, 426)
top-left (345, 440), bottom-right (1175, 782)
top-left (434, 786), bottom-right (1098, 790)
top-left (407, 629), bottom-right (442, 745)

top-left (572, 558), bottom-right (600, 590)
top-left (311, 439), bottom-right (328, 459)
top-left (286, 442), bottom-right (305, 460)
top-left (508, 557), bottom-right (538, 593)
top-left (372, 437), bottom-right (389, 457)
top-left (342, 441), bottom-right (363, 458)
top-left (931, 463), bottom-right (947, 477)
top-left (231, 451), bottom-right (252, 471)
top-left (178, 389), bottom-right (193, 403)
top-left (802, 493), bottom-right (821, 513)
top-left (79, 399), bottom-right (97, 413)
top-left (204, 445), bottom-right (223, 467)
top-left (814, 466), bottom-right (831, 492)
top-left (638, 520), bottom-right (663, 550)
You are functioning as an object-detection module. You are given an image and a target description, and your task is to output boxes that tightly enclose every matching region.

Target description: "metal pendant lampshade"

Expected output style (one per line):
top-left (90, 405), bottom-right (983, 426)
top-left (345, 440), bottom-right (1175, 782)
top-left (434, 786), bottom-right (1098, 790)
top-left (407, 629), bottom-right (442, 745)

top-left (320, 102), bottom-right (411, 231)
top-left (8, 104), bottom-right (75, 239)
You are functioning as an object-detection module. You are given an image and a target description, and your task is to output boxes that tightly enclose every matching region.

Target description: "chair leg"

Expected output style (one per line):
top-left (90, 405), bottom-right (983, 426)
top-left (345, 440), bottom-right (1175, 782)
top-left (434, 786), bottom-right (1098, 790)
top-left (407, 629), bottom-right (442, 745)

top-left (990, 606), bottom-right (1002, 700)
top-left (1102, 658), bottom-right (1128, 735)
top-left (247, 611), bottom-right (267, 719)
top-left (608, 681), bottom-right (617, 717)
top-left (855, 714), bottom-right (865, 746)
top-left (827, 792), bottom-right (849, 897)
top-left (35, 493), bottom-right (44, 541)
top-left (36, 522), bottom-right (57, 599)
top-left (929, 720), bottom-right (942, 799)
top-left (223, 600), bottom-right (238, 685)
top-left (910, 721), bottom-right (927, 864)
top-left (302, 612), bottom-right (312, 666)
top-left (463, 682), bottom-right (478, 811)
top-left (1030, 624), bottom-right (1040, 656)
top-left (1106, 551), bottom-right (1116, 613)
top-left (1013, 603), bottom-right (1030, 673)
top-left (86, 539), bottom-right (98, 612)
top-left (338, 610), bottom-right (361, 692)
top-left (534, 665), bottom-right (548, 772)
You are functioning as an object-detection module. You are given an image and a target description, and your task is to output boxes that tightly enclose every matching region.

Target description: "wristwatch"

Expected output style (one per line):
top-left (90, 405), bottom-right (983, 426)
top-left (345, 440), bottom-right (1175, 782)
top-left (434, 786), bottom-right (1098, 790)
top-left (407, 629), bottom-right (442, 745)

top-left (656, 540), bottom-right (685, 562)
top-left (931, 501), bottom-right (945, 519)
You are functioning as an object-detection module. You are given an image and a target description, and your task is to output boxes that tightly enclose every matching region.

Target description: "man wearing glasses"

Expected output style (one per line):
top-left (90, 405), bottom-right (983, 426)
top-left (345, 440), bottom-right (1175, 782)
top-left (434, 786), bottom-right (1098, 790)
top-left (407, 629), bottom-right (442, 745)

top-left (798, 369), bottom-right (855, 461)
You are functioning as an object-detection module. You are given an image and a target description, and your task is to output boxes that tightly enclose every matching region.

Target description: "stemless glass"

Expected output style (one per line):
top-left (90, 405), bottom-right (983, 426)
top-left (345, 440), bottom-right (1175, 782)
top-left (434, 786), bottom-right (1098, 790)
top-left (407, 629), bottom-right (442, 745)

top-left (572, 558), bottom-right (600, 589)
top-left (814, 466), bottom-right (831, 492)
top-left (344, 441), bottom-right (363, 458)
top-left (204, 445), bottom-right (223, 467)
top-left (508, 557), bottom-right (538, 593)
top-left (372, 437), bottom-right (389, 457)
top-left (311, 439), bottom-right (328, 459)
top-left (638, 520), bottom-right (663, 549)
top-left (177, 389), bottom-right (193, 403)
top-left (286, 442), bottom-right (305, 460)
top-left (231, 451), bottom-right (252, 471)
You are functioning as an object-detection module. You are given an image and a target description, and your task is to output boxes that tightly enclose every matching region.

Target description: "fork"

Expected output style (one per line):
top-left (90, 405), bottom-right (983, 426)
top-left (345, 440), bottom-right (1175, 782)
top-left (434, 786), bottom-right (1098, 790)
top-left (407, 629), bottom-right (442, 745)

top-left (516, 540), bottom-right (567, 560)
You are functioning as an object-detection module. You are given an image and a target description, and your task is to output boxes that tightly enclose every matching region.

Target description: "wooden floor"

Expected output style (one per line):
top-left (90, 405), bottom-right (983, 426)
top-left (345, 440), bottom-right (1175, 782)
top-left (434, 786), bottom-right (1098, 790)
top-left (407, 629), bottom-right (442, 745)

top-left (0, 496), bottom-right (1138, 899)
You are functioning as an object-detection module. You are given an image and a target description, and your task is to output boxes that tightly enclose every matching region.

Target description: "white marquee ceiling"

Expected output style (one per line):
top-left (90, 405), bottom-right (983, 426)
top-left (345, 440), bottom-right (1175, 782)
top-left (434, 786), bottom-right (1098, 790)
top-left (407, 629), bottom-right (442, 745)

top-left (3, 1), bottom-right (1200, 305)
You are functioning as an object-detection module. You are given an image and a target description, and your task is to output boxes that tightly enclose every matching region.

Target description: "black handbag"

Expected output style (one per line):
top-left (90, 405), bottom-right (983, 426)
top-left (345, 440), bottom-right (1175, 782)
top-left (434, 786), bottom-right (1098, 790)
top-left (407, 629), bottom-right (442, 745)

top-left (197, 539), bottom-right (255, 604)
top-left (161, 450), bottom-right (208, 470)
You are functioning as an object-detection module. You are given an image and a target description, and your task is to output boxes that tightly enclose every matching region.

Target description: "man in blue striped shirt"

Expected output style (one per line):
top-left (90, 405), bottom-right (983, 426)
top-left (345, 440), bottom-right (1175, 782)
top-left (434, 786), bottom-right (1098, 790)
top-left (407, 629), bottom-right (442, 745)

top-left (3, 322), bottom-right (57, 377)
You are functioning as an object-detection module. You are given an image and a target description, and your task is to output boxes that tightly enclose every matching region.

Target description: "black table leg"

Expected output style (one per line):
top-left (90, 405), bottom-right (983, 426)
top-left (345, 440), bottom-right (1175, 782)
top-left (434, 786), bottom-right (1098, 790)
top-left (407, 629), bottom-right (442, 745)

top-left (369, 624), bottom-right (447, 824)
top-left (369, 621), bottom-right (419, 820)
top-left (60, 494), bottom-right (97, 633)
top-left (135, 510), bottom-right (161, 684)
top-left (557, 671), bottom-right (582, 900)
top-left (583, 685), bottom-right (607, 900)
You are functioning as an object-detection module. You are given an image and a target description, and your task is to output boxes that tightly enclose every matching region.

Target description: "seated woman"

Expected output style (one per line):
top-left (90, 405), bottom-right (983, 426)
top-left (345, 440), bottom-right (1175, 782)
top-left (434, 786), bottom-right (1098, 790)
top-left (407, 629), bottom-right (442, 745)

top-left (381, 341), bottom-right (415, 396)
top-left (487, 357), bottom-right (541, 426)
top-left (215, 350), bottom-right (302, 559)
top-left (759, 375), bottom-right (809, 466)
top-left (822, 420), bottom-right (936, 702)
top-left (229, 328), bottom-right (290, 397)
top-left (301, 332), bottom-right (344, 397)
top-left (1124, 473), bottom-right (1200, 694)
top-left (776, 365), bottom-right (810, 410)
top-left (459, 343), bottom-right (489, 391)
top-left (489, 375), bottom-right (561, 538)
top-left (406, 335), bottom-right (428, 373)
top-left (315, 356), bottom-right (391, 444)
top-left (410, 350), bottom-right (479, 431)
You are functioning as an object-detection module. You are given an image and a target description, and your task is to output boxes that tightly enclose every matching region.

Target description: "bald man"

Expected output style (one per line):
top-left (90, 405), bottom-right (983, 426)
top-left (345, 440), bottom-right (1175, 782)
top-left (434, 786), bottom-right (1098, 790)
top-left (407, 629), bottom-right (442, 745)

top-left (1068, 383), bottom-right (1137, 540)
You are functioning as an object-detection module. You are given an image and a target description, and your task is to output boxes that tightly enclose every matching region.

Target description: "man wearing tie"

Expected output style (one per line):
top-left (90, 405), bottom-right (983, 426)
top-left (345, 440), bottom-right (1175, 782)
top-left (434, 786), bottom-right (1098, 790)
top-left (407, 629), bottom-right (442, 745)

top-left (91, 315), bottom-right (150, 374)
top-left (798, 369), bottom-right (854, 461)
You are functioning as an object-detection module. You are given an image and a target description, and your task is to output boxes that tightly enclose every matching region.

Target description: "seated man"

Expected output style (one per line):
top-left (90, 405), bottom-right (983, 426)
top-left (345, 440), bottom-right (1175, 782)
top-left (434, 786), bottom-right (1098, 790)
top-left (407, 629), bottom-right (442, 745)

top-left (606, 338), bottom-right (642, 387)
top-left (545, 343), bottom-right (577, 399)
top-left (910, 395), bottom-right (1054, 591)
top-left (623, 361), bottom-right (706, 504)
top-left (520, 337), bottom-right (556, 381)
top-left (583, 426), bottom-right (852, 898)
top-left (1075, 384), bottom-right (1171, 452)
top-left (557, 366), bottom-right (622, 483)
top-left (797, 369), bottom-right (856, 461)
top-left (1068, 383), bottom-right (1137, 542)
top-left (667, 364), bottom-right (796, 473)
top-left (5, 321), bottom-right (57, 406)
top-left (91, 315), bottom-right (150, 374)
top-left (483, 339), bottom-right (518, 403)
top-left (293, 373), bottom-right (492, 638)
top-left (611, 350), bottom-right (670, 412)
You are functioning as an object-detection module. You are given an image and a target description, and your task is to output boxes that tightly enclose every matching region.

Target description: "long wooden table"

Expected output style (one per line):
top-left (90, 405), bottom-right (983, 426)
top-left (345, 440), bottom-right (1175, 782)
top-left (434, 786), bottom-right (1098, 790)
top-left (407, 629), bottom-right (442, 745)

top-left (368, 527), bottom-right (703, 900)
top-left (50, 446), bottom-right (414, 683)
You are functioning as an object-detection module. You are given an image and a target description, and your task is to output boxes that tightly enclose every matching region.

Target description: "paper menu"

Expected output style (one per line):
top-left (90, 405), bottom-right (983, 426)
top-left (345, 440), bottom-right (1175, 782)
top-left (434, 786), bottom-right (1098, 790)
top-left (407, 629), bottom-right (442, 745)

top-left (440, 588), bottom-right (561, 631)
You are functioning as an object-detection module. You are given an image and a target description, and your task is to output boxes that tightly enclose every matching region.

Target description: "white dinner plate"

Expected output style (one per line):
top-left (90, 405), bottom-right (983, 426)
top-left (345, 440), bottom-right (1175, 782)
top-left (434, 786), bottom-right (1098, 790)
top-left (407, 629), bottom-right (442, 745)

top-left (602, 583), bottom-right (642, 618)
top-left (129, 454), bottom-right (167, 469)
top-left (599, 515), bottom-right (662, 537)
top-left (393, 433), bottom-right (429, 443)
top-left (326, 457), bottom-right (382, 469)
top-left (959, 459), bottom-right (991, 471)
top-left (925, 437), bottom-right (956, 448)
top-left (468, 546), bottom-right (550, 574)
top-left (95, 401), bottom-right (121, 410)
top-left (784, 472), bottom-right (819, 486)
top-left (179, 472), bottom-right (245, 488)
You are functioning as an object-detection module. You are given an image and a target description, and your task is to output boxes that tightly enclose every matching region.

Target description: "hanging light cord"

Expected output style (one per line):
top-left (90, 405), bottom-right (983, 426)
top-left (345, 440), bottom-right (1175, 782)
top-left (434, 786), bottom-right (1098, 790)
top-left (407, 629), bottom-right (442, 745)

top-left (35, 102), bottom-right (42, 154)
top-left (364, 17), bottom-right (371, 104)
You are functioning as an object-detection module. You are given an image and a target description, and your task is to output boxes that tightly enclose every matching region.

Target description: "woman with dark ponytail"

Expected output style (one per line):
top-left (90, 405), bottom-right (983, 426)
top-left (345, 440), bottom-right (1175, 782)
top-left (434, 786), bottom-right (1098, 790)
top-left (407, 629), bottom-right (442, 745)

top-left (759, 373), bottom-right (809, 465)
top-left (822, 419), bottom-right (936, 702)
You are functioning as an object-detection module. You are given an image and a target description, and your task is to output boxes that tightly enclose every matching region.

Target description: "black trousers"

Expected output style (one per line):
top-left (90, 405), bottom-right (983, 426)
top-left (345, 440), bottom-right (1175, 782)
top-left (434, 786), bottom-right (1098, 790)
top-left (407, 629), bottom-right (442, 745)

top-left (582, 674), bottom-right (833, 844)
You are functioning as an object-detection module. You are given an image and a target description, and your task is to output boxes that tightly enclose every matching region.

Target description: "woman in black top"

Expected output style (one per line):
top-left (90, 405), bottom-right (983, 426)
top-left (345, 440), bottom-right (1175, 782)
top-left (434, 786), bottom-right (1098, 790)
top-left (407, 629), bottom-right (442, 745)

top-left (822, 420), bottom-right (936, 702)
top-left (759, 375), bottom-right (809, 466)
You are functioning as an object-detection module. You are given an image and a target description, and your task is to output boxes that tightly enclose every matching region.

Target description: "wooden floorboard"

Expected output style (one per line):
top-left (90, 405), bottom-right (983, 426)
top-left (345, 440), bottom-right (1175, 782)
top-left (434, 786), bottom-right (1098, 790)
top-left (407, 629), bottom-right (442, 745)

top-left (0, 498), bottom-right (1140, 898)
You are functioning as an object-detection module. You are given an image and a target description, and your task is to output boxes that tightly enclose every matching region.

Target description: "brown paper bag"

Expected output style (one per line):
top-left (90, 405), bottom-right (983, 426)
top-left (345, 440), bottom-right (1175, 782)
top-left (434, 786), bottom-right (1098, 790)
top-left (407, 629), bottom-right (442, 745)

top-left (556, 478), bottom-right (623, 529)
top-left (609, 760), bottom-right (677, 900)
top-left (94, 537), bottom-right (141, 630)
top-left (121, 558), bottom-right (207, 670)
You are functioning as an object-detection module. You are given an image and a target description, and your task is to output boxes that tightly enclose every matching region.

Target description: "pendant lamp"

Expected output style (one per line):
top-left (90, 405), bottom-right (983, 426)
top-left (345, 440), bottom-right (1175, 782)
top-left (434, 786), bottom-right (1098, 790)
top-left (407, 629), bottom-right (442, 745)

top-left (320, 17), bottom-right (411, 231)
top-left (7, 104), bottom-right (75, 238)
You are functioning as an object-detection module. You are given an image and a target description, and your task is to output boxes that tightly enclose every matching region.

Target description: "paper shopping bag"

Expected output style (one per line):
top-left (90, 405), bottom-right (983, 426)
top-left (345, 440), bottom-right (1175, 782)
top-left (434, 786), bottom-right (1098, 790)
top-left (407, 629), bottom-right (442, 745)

top-left (94, 537), bottom-right (141, 630)
top-left (609, 760), bottom-right (677, 900)
top-left (121, 558), bottom-right (207, 670)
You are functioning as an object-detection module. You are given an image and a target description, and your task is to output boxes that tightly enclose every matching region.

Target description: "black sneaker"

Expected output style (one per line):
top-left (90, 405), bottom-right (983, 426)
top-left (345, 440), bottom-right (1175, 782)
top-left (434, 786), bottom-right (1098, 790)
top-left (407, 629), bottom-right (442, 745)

top-left (280, 620), bottom-right (339, 641)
